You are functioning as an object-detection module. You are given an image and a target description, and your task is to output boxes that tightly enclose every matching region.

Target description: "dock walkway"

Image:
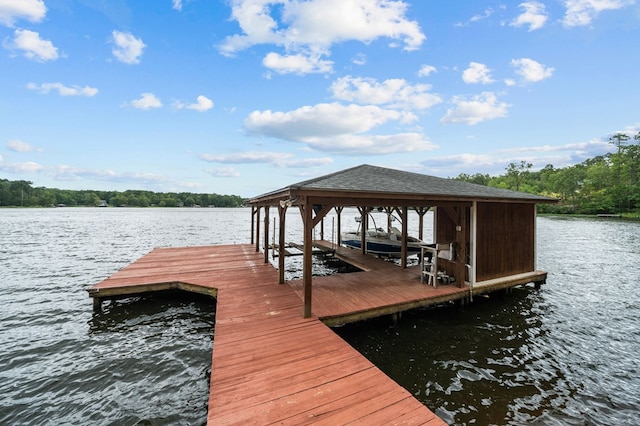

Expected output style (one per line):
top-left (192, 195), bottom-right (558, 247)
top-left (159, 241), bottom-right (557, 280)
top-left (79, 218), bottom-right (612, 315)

top-left (89, 244), bottom-right (445, 425)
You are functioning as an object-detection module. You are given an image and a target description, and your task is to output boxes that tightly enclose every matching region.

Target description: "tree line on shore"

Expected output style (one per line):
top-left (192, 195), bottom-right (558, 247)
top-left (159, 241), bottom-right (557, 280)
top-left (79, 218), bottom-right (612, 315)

top-left (2, 131), bottom-right (639, 214)
top-left (0, 182), bottom-right (245, 208)
top-left (455, 132), bottom-right (640, 215)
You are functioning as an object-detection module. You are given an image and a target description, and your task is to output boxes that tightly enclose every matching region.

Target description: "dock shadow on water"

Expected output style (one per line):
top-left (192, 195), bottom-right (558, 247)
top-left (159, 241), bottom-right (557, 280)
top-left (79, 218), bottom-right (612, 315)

top-left (335, 288), bottom-right (573, 425)
top-left (86, 293), bottom-right (216, 426)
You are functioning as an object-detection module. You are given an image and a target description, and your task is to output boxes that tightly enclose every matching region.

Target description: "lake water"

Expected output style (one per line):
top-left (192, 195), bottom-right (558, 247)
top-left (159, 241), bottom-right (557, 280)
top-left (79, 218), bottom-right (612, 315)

top-left (1, 208), bottom-right (638, 425)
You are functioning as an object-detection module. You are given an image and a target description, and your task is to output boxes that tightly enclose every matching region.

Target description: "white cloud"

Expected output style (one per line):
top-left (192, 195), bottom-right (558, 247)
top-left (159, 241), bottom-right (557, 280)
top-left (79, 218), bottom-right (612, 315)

top-left (201, 151), bottom-right (334, 168)
top-left (301, 132), bottom-right (435, 155)
top-left (243, 102), bottom-right (434, 155)
top-left (331, 76), bottom-right (441, 110)
top-left (262, 51), bottom-right (333, 74)
top-left (27, 82), bottom-right (98, 96)
top-left (245, 102), bottom-right (414, 140)
top-left (111, 30), bottom-right (146, 64)
top-left (174, 95), bottom-right (214, 112)
top-left (511, 58), bottom-right (554, 82)
top-left (423, 153), bottom-right (500, 173)
top-left (0, 0), bottom-right (46, 27)
top-left (455, 7), bottom-right (496, 27)
top-left (0, 160), bottom-right (44, 173)
top-left (280, 157), bottom-right (334, 167)
top-left (562, 0), bottom-right (634, 27)
top-left (470, 8), bottom-right (495, 23)
top-left (421, 139), bottom-right (617, 177)
top-left (188, 95), bottom-right (214, 111)
top-left (220, 0), bottom-right (425, 74)
top-left (440, 92), bottom-right (509, 125)
top-left (202, 151), bottom-right (295, 164)
top-left (206, 167), bottom-right (241, 177)
top-left (172, 0), bottom-right (183, 11)
top-left (5, 29), bottom-right (58, 61)
top-left (352, 53), bottom-right (366, 66)
top-left (7, 139), bottom-right (39, 152)
top-left (511, 1), bottom-right (548, 31)
top-left (462, 62), bottom-right (494, 84)
top-left (418, 64), bottom-right (437, 77)
top-left (130, 93), bottom-right (162, 110)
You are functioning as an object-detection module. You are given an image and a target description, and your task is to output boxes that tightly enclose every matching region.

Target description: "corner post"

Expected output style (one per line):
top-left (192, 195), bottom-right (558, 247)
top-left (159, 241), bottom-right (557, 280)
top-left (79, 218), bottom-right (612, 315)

top-left (302, 198), bottom-right (313, 318)
top-left (250, 206), bottom-right (256, 245)
top-left (255, 206), bottom-right (261, 252)
top-left (263, 206), bottom-right (270, 263)
top-left (278, 205), bottom-right (287, 284)
top-left (92, 297), bottom-right (102, 312)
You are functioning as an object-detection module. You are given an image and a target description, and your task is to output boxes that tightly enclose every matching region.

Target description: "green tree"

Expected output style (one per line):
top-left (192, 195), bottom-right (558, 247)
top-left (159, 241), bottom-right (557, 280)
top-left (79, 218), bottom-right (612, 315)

top-left (455, 173), bottom-right (492, 186)
top-left (505, 161), bottom-right (533, 192)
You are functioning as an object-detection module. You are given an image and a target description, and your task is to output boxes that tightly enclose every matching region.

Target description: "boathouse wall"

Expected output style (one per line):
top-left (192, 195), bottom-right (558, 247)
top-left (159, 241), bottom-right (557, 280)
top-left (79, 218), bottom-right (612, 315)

top-left (434, 202), bottom-right (536, 283)
top-left (476, 202), bottom-right (535, 281)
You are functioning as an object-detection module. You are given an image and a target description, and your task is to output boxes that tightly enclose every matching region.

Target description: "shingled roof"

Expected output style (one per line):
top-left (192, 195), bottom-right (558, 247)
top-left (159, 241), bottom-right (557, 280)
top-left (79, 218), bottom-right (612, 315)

top-left (251, 164), bottom-right (557, 204)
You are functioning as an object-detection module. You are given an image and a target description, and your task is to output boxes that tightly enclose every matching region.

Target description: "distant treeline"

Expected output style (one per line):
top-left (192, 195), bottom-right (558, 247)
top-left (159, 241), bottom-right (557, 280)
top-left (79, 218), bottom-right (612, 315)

top-left (3, 131), bottom-right (639, 213)
top-left (456, 132), bottom-right (640, 215)
top-left (0, 181), bottom-right (245, 208)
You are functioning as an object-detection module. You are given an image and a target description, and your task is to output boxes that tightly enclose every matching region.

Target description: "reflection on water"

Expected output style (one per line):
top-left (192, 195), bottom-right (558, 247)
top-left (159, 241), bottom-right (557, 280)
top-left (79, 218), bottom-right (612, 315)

top-left (1, 209), bottom-right (639, 425)
top-left (337, 216), bottom-right (640, 425)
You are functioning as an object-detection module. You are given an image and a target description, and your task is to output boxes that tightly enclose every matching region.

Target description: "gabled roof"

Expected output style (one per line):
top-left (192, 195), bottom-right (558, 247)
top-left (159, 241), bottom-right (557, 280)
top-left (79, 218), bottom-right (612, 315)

top-left (250, 164), bottom-right (557, 205)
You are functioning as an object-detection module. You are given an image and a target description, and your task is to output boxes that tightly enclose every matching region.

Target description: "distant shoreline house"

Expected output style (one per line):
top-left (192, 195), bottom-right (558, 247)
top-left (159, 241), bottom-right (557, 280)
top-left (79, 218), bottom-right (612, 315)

top-left (249, 164), bottom-right (558, 318)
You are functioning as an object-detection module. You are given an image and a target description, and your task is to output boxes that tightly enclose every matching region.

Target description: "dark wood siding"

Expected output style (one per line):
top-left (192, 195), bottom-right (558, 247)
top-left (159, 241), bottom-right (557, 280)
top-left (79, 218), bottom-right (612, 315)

top-left (476, 202), bottom-right (535, 281)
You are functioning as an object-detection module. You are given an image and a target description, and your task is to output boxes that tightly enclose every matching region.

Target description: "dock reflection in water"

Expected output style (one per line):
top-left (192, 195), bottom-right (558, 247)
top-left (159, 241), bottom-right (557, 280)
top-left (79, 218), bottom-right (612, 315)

top-left (338, 216), bottom-right (640, 425)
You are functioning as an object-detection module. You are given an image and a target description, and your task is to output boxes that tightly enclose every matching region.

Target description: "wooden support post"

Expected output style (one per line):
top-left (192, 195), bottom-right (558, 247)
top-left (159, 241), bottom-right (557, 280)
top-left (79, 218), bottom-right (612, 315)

top-left (416, 207), bottom-right (430, 241)
top-left (250, 206), bottom-right (255, 245)
top-left (255, 206), bottom-right (261, 252)
top-left (359, 207), bottom-right (367, 255)
top-left (92, 297), bottom-right (102, 312)
top-left (455, 206), bottom-right (468, 288)
top-left (302, 200), bottom-right (313, 318)
top-left (278, 205), bottom-right (287, 284)
top-left (391, 311), bottom-right (402, 326)
top-left (263, 206), bottom-right (270, 263)
top-left (335, 206), bottom-right (343, 246)
top-left (400, 206), bottom-right (408, 269)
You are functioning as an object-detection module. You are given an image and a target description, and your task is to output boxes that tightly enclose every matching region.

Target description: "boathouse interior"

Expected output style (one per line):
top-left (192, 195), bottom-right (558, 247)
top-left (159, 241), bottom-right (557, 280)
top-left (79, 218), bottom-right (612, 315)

top-left (249, 164), bottom-right (557, 319)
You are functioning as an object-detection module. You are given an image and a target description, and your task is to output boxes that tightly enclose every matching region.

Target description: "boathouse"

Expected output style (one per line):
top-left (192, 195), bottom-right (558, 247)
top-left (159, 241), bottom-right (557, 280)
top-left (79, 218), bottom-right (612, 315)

top-left (249, 164), bottom-right (557, 319)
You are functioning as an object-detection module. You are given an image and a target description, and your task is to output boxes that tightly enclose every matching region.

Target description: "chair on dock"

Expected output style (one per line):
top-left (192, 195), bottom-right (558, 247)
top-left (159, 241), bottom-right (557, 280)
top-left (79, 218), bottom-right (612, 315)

top-left (421, 243), bottom-right (452, 287)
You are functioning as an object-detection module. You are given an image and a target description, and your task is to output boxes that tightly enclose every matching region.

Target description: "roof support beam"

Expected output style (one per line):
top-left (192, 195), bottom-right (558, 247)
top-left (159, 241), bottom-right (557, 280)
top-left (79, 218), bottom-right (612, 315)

top-left (312, 203), bottom-right (334, 228)
top-left (441, 205), bottom-right (461, 227)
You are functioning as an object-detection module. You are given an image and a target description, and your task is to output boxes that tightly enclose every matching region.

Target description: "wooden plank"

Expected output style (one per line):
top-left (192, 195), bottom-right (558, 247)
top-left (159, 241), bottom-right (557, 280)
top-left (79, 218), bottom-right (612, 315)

top-left (87, 244), bottom-right (446, 425)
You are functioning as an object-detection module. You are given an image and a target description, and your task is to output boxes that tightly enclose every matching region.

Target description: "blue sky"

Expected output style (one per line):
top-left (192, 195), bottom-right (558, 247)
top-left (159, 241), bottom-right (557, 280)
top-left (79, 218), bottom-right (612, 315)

top-left (1, 0), bottom-right (639, 197)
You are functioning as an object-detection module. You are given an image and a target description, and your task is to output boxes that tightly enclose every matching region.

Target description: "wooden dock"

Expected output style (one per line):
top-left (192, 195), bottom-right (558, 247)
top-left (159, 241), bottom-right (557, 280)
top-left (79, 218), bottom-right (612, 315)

top-left (296, 241), bottom-right (546, 326)
top-left (88, 244), bottom-right (447, 425)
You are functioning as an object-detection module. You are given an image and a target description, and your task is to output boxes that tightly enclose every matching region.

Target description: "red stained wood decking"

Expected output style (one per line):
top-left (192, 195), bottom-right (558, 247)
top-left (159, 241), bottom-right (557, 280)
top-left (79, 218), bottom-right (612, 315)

top-left (89, 245), bottom-right (447, 425)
